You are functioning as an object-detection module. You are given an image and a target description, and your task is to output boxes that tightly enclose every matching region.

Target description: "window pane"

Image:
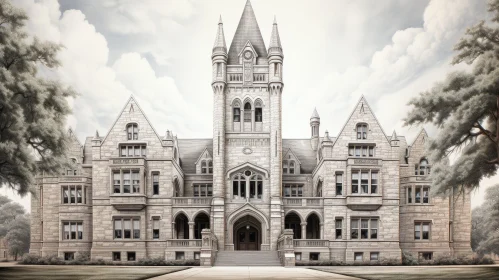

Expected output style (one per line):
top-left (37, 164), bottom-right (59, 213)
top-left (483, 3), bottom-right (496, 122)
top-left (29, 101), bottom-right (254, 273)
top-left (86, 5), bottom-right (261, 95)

top-left (114, 172), bottom-right (121, 193)
top-left (132, 171), bottom-right (140, 193)
top-left (123, 172), bottom-right (131, 193)
top-left (349, 147), bottom-right (354, 156)
top-left (71, 223), bottom-right (76, 239)
top-left (255, 108), bottom-right (262, 122)
top-left (423, 187), bottom-right (429, 203)
top-left (408, 187), bottom-right (412, 203)
top-left (361, 172), bottom-right (369, 193)
top-left (233, 108), bottom-right (240, 122)
top-left (63, 188), bottom-right (69, 204)
top-left (233, 181), bottom-right (239, 197)
top-left (64, 223), bottom-right (70, 240)
top-left (194, 185), bottom-right (199, 197)
top-left (77, 187), bottom-right (82, 204)
top-left (124, 220), bottom-right (131, 239)
top-left (114, 220), bottom-right (122, 239)
top-left (78, 223), bottom-right (83, 240)
top-left (208, 184), bottom-right (213, 196)
top-left (415, 187), bottom-right (421, 203)
top-left (70, 187), bottom-right (76, 203)
top-left (133, 219), bottom-right (140, 239)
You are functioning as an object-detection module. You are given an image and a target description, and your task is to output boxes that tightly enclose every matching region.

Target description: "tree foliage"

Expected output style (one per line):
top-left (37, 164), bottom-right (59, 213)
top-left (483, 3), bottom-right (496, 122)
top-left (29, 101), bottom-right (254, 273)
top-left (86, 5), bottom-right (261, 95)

top-left (0, 194), bottom-right (29, 260)
top-left (472, 184), bottom-right (499, 255)
top-left (404, 0), bottom-right (499, 195)
top-left (0, 0), bottom-right (76, 195)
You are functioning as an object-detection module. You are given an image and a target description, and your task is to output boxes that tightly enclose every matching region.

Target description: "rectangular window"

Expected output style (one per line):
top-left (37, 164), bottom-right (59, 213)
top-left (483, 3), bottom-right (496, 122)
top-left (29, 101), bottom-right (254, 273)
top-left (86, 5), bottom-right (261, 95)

top-left (113, 172), bottom-right (121, 194)
top-left (351, 172), bottom-right (359, 194)
top-left (64, 252), bottom-right (75, 261)
top-left (176, 252), bottom-right (185, 260)
top-left (423, 187), bottom-right (429, 203)
top-left (349, 145), bottom-right (375, 157)
top-left (76, 187), bottom-right (82, 204)
top-left (354, 252), bottom-right (363, 261)
top-left (132, 172), bottom-right (140, 193)
top-left (153, 218), bottom-right (160, 239)
top-left (113, 170), bottom-right (140, 194)
top-left (152, 173), bottom-right (159, 195)
top-left (351, 219), bottom-right (359, 239)
top-left (371, 172), bottom-right (378, 194)
top-left (255, 108), bottom-right (262, 122)
top-left (361, 171), bottom-right (369, 194)
top-left (282, 184), bottom-right (303, 197)
top-left (194, 252), bottom-right (200, 260)
top-left (407, 187), bottom-right (412, 203)
top-left (415, 187), bottom-right (421, 203)
top-left (193, 184), bottom-right (213, 197)
top-left (370, 252), bottom-right (379, 261)
top-left (295, 253), bottom-right (302, 261)
top-left (127, 252), bottom-right (136, 261)
top-left (419, 252), bottom-right (433, 260)
top-left (414, 221), bottom-right (431, 240)
top-left (63, 187), bottom-right (69, 203)
top-left (351, 218), bottom-right (378, 240)
top-left (309, 253), bottom-right (319, 261)
top-left (114, 218), bottom-right (140, 240)
top-left (335, 219), bottom-right (342, 239)
top-left (233, 108), bottom-right (240, 122)
top-left (119, 145), bottom-right (147, 158)
top-left (70, 187), bottom-right (76, 203)
top-left (335, 174), bottom-right (343, 196)
top-left (62, 221), bottom-right (83, 240)
top-left (113, 252), bottom-right (121, 261)
top-left (123, 172), bottom-right (131, 193)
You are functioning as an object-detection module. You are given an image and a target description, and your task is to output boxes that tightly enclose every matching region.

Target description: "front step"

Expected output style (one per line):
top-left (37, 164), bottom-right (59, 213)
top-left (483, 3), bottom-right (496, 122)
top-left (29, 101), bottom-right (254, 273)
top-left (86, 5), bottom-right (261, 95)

top-left (214, 251), bottom-right (281, 266)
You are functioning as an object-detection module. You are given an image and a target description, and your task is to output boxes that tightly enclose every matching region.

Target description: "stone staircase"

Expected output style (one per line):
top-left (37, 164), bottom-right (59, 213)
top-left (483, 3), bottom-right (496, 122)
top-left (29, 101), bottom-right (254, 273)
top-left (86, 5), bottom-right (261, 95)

top-left (214, 251), bottom-right (281, 266)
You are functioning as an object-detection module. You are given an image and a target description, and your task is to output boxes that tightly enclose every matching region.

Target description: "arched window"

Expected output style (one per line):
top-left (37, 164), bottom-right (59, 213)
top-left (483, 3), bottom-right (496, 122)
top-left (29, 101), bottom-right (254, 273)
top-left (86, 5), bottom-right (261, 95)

top-left (201, 160), bottom-right (207, 174)
top-left (233, 101), bottom-right (241, 122)
top-left (416, 159), bottom-right (431, 176)
top-left (232, 173), bottom-right (246, 199)
top-left (255, 99), bottom-right (262, 122)
top-left (356, 124), bottom-right (367, 140)
top-left (208, 160), bottom-right (213, 174)
top-left (127, 123), bottom-right (138, 140)
top-left (250, 174), bottom-right (263, 199)
top-left (289, 161), bottom-right (295, 174)
top-left (244, 102), bottom-right (252, 122)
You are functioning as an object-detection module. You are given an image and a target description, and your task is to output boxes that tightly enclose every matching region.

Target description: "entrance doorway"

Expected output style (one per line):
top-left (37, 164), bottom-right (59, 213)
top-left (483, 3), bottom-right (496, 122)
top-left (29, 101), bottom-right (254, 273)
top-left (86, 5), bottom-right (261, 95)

top-left (233, 214), bottom-right (262, 251)
top-left (236, 225), bottom-right (259, 250)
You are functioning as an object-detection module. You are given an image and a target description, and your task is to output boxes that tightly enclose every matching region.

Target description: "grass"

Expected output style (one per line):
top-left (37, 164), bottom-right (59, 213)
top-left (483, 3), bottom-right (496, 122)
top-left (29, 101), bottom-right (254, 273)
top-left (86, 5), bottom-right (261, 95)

top-left (0, 265), bottom-right (189, 280)
top-left (311, 266), bottom-right (499, 280)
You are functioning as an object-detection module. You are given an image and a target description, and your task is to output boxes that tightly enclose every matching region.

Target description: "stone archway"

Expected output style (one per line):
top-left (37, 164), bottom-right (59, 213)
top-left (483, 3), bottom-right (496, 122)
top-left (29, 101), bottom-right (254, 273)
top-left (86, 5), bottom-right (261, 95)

top-left (226, 205), bottom-right (269, 250)
top-left (233, 215), bottom-right (261, 250)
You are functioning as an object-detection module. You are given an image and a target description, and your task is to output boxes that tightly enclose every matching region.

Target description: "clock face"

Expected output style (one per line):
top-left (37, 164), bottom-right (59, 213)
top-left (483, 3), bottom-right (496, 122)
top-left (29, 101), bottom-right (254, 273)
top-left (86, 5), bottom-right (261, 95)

top-left (244, 50), bottom-right (253, 59)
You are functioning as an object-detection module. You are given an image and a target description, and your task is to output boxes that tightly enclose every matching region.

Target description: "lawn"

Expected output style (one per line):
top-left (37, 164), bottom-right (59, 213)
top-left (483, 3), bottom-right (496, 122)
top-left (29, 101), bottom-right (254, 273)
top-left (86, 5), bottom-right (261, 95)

top-left (0, 265), bottom-right (189, 280)
top-left (311, 266), bottom-right (499, 280)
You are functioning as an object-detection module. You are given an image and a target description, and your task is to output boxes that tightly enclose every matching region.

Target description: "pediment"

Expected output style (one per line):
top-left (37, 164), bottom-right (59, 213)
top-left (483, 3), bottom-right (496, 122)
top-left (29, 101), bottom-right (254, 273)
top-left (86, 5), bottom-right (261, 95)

top-left (226, 162), bottom-right (269, 179)
top-left (194, 147), bottom-right (212, 165)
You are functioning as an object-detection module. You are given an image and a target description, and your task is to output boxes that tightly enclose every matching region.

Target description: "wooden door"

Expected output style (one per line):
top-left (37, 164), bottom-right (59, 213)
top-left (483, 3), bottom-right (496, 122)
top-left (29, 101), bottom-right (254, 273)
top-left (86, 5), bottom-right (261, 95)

top-left (237, 226), bottom-right (258, 250)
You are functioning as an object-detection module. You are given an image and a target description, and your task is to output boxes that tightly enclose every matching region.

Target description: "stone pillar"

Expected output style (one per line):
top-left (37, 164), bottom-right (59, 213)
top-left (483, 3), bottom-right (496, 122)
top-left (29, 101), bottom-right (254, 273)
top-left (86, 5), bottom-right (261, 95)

top-left (200, 228), bottom-right (215, 266)
top-left (281, 229), bottom-right (295, 267)
top-left (301, 222), bottom-right (307, 240)
top-left (172, 222), bottom-right (176, 239)
top-left (320, 223), bottom-right (324, 239)
top-left (188, 222), bottom-right (195, 240)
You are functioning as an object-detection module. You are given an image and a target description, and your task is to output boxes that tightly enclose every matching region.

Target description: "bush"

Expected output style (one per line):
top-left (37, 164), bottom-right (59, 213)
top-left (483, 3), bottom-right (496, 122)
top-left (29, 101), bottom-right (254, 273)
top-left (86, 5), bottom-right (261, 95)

top-left (19, 254), bottom-right (200, 266)
top-left (402, 251), bottom-right (419, 266)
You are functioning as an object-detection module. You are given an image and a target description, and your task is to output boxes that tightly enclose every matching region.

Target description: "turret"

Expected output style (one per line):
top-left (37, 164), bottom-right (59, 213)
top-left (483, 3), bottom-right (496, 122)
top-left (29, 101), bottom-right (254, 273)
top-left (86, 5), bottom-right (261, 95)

top-left (310, 108), bottom-right (320, 150)
top-left (212, 15), bottom-right (227, 87)
top-left (268, 16), bottom-right (283, 84)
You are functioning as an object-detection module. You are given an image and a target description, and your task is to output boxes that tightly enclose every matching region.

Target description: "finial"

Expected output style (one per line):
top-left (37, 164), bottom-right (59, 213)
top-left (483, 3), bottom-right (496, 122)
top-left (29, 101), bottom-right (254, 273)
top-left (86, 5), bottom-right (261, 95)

top-left (219, 15), bottom-right (223, 24)
top-left (95, 130), bottom-right (99, 138)
top-left (273, 15), bottom-right (277, 25)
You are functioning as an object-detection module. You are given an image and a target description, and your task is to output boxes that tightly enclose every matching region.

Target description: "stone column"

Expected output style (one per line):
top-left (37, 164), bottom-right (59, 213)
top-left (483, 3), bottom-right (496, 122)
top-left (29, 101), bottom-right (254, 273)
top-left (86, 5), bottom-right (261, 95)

top-left (172, 222), bottom-right (176, 239)
top-left (188, 222), bottom-right (195, 240)
top-left (281, 229), bottom-right (295, 267)
top-left (320, 223), bottom-right (324, 239)
top-left (301, 222), bottom-right (307, 240)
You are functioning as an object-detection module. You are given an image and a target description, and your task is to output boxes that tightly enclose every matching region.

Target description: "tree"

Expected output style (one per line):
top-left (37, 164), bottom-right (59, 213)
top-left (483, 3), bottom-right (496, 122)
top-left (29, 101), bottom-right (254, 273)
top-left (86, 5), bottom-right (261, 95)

top-left (5, 215), bottom-right (30, 261)
top-left (404, 0), bottom-right (499, 195)
top-left (470, 185), bottom-right (499, 255)
top-left (0, 0), bottom-right (76, 196)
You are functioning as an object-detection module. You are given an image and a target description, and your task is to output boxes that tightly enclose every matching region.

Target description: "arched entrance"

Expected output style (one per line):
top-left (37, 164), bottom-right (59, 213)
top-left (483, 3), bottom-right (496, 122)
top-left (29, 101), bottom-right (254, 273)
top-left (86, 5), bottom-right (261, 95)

top-left (233, 215), bottom-right (261, 251)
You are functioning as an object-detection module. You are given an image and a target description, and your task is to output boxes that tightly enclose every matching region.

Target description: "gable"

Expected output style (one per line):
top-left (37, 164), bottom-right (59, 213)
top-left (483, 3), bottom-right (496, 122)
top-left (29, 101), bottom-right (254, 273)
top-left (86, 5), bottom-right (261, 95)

top-left (195, 147), bottom-right (213, 165)
top-left (332, 96), bottom-right (391, 156)
top-left (99, 96), bottom-right (164, 158)
top-left (67, 128), bottom-right (83, 162)
top-left (408, 129), bottom-right (429, 165)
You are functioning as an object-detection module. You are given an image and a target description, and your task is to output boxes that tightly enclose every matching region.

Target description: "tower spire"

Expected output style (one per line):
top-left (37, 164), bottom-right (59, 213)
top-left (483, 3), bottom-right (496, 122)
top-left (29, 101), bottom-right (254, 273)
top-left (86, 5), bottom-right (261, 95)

top-left (268, 16), bottom-right (282, 54)
top-left (213, 15), bottom-right (227, 53)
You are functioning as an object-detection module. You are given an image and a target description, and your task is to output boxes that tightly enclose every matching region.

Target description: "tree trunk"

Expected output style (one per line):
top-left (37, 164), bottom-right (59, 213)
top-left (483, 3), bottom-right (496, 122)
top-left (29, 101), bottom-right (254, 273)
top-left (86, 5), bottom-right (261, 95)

top-left (496, 95), bottom-right (499, 163)
top-left (14, 253), bottom-right (17, 261)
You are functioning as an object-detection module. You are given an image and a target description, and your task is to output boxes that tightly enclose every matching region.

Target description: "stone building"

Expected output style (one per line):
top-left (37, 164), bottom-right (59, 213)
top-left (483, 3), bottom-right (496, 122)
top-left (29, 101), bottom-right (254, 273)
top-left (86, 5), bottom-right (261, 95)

top-left (29, 0), bottom-right (472, 265)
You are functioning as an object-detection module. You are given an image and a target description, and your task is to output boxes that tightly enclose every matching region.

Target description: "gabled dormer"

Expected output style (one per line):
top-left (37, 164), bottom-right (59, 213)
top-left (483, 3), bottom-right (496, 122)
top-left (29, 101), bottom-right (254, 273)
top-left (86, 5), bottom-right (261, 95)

top-left (64, 128), bottom-right (84, 176)
top-left (408, 129), bottom-right (431, 176)
top-left (195, 147), bottom-right (213, 174)
top-left (238, 40), bottom-right (258, 65)
top-left (283, 148), bottom-right (301, 175)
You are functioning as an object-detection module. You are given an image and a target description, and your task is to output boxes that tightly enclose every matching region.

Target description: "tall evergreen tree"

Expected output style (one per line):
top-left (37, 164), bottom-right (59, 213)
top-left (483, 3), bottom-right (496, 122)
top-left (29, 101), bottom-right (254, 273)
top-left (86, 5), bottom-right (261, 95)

top-left (405, 0), bottom-right (499, 194)
top-left (0, 0), bottom-right (76, 195)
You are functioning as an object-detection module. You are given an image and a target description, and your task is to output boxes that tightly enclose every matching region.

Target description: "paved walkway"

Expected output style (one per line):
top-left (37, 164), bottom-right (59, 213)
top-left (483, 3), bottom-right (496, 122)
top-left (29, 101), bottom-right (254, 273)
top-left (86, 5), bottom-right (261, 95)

top-left (148, 267), bottom-right (362, 280)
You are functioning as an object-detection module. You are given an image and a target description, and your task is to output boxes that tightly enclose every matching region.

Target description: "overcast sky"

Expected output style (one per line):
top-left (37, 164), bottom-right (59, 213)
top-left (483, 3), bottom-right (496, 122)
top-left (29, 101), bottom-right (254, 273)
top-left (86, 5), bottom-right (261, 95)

top-left (4, 0), bottom-right (497, 211)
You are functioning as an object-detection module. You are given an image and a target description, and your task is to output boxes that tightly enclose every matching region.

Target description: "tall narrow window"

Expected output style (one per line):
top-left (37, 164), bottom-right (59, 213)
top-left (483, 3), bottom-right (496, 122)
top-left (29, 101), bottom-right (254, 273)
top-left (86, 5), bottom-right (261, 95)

top-left (316, 181), bottom-right (323, 197)
top-left (289, 161), bottom-right (295, 174)
top-left (113, 172), bottom-right (121, 193)
top-left (335, 219), bottom-right (342, 239)
top-left (370, 219), bottom-right (378, 239)
top-left (232, 174), bottom-right (246, 199)
top-left (352, 172), bottom-right (359, 194)
top-left (255, 100), bottom-right (262, 122)
top-left (152, 173), bottom-right (159, 195)
top-left (244, 102), bottom-right (252, 122)
top-left (132, 172), bottom-right (140, 193)
top-left (407, 187), bottom-right (412, 203)
top-left (351, 219), bottom-right (359, 239)
top-left (201, 161), bottom-right (207, 174)
top-left (415, 187), bottom-right (421, 203)
top-left (356, 124), bottom-right (368, 139)
top-left (282, 160), bottom-right (288, 174)
top-left (371, 172), bottom-right (378, 194)
top-left (127, 124), bottom-right (138, 140)
top-left (233, 103), bottom-right (241, 122)
top-left (336, 173), bottom-right (343, 196)
top-left (249, 174), bottom-right (263, 199)
top-left (153, 218), bottom-right (160, 239)
top-left (423, 187), bottom-right (429, 203)
top-left (361, 171), bottom-right (369, 193)
top-left (123, 172), bottom-right (131, 194)
top-left (360, 219), bottom-right (369, 239)
top-left (208, 161), bottom-right (213, 174)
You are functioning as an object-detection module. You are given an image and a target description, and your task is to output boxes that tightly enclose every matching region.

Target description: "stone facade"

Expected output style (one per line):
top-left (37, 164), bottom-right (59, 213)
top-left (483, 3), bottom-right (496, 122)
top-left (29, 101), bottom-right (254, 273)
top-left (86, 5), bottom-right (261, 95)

top-left (29, 0), bottom-right (472, 265)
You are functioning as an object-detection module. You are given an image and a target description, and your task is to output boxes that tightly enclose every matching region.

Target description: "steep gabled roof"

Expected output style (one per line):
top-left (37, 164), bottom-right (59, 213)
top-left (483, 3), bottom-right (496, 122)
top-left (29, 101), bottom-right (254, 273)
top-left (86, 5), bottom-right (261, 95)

top-left (177, 139), bottom-right (213, 174)
top-left (282, 139), bottom-right (317, 173)
top-left (332, 95), bottom-right (390, 147)
top-left (194, 147), bottom-right (213, 165)
top-left (283, 148), bottom-right (302, 165)
top-left (227, 0), bottom-right (268, 65)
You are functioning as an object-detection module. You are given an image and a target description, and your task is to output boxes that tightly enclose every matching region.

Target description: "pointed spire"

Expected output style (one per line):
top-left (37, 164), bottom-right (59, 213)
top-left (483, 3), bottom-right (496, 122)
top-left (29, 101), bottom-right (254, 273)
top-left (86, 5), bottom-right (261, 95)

top-left (269, 16), bottom-right (282, 52)
top-left (227, 0), bottom-right (267, 64)
top-left (391, 130), bottom-right (398, 141)
top-left (213, 15), bottom-right (227, 53)
top-left (94, 130), bottom-right (99, 139)
top-left (311, 107), bottom-right (320, 119)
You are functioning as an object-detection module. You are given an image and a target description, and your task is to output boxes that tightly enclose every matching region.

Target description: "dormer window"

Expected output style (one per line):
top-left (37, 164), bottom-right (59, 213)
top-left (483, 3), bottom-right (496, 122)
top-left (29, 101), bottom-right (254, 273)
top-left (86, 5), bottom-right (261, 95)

top-left (356, 124), bottom-right (367, 139)
top-left (208, 161), bottom-right (213, 174)
top-left (415, 159), bottom-right (431, 176)
top-left (127, 124), bottom-right (138, 140)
